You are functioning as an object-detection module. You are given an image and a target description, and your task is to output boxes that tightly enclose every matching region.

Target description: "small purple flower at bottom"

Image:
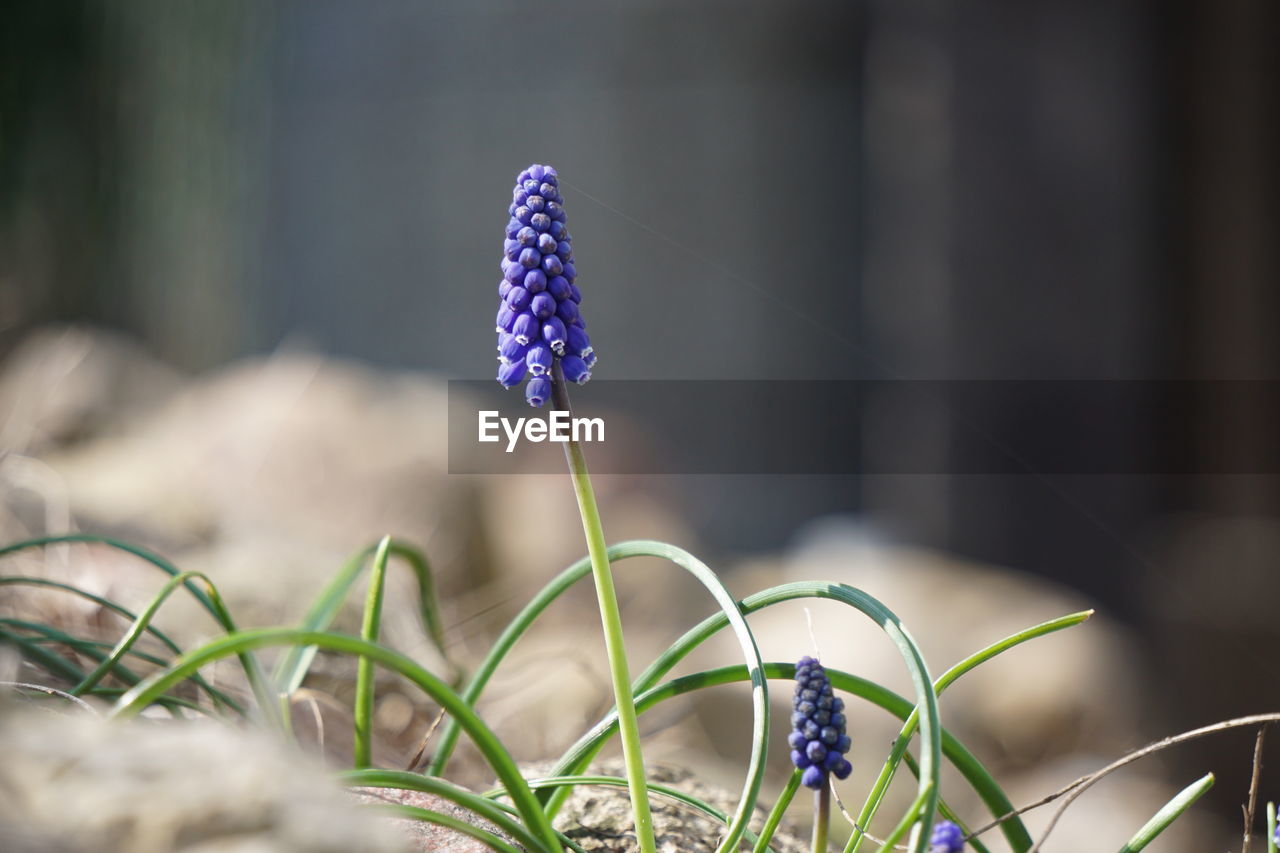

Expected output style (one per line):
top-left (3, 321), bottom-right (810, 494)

top-left (928, 820), bottom-right (965, 852)
top-left (789, 656), bottom-right (852, 789)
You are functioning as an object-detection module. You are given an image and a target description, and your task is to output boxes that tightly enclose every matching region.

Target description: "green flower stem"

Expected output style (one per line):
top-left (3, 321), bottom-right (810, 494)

top-left (552, 365), bottom-right (656, 853)
top-left (754, 770), bottom-right (802, 853)
top-left (813, 784), bottom-right (830, 853)
top-left (1267, 802), bottom-right (1276, 853)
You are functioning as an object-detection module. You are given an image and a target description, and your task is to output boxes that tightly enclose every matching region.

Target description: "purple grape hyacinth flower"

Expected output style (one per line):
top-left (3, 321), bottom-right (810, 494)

top-left (495, 164), bottom-right (595, 406)
top-left (928, 820), bottom-right (965, 852)
top-left (788, 656), bottom-right (852, 789)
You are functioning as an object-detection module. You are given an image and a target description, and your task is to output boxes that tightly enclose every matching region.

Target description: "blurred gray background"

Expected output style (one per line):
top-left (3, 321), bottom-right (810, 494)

top-left (2, 0), bottom-right (1278, 834)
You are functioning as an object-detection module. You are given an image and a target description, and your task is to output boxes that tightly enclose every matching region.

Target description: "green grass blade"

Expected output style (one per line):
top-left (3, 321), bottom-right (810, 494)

top-left (426, 551), bottom-right (594, 777)
top-left (897, 751), bottom-right (990, 853)
top-left (108, 628), bottom-right (562, 853)
top-left (0, 575), bottom-right (242, 714)
top-left (0, 534), bottom-right (277, 723)
top-left (342, 768), bottom-right (550, 853)
top-left (753, 769), bottom-right (802, 853)
top-left (849, 612), bottom-right (1089, 853)
top-left (874, 780), bottom-right (933, 852)
top-left (1116, 773), bottom-right (1213, 853)
top-left (354, 535), bottom-right (392, 768)
top-left (273, 539), bottom-right (455, 696)
top-left (72, 570), bottom-right (215, 695)
top-left (1, 618), bottom-right (144, 685)
top-left (370, 803), bottom-right (523, 853)
top-left (1268, 801), bottom-right (1276, 853)
top-left (0, 622), bottom-right (87, 681)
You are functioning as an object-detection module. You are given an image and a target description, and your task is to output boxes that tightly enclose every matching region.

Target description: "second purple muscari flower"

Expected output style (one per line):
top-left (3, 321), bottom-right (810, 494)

top-left (788, 655), bottom-right (853, 789)
top-left (495, 164), bottom-right (595, 406)
top-left (928, 820), bottom-right (965, 852)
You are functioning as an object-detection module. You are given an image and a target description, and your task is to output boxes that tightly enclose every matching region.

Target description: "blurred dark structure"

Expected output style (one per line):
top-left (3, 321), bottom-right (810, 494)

top-left (2, 0), bottom-right (1278, 828)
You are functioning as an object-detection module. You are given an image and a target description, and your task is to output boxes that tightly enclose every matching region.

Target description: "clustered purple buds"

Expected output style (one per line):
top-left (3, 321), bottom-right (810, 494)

top-left (495, 164), bottom-right (595, 407)
top-left (928, 820), bottom-right (965, 852)
top-left (789, 656), bottom-right (852, 789)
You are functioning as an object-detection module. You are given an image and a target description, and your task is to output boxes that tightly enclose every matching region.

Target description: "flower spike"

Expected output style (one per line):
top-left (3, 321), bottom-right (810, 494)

top-left (494, 164), bottom-right (595, 405)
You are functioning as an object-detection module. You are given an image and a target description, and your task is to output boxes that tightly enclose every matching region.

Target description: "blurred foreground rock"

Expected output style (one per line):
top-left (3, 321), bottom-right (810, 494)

top-left (0, 711), bottom-right (409, 853)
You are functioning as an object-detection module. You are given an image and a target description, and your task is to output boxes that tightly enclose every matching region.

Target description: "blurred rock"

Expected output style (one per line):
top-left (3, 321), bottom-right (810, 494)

top-left (349, 787), bottom-right (517, 853)
top-left (0, 712), bottom-right (409, 853)
top-left (0, 325), bottom-right (184, 456)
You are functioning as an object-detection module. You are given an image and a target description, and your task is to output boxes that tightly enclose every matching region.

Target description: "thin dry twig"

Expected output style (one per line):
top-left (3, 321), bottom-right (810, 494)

top-left (830, 778), bottom-right (898, 850)
top-left (404, 706), bottom-right (448, 772)
top-left (1244, 723), bottom-right (1269, 853)
top-left (0, 680), bottom-right (100, 715)
top-left (964, 712), bottom-right (1280, 852)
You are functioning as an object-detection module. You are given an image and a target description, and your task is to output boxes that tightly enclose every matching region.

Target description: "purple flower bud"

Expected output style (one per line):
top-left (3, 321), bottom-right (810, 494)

top-left (537, 232), bottom-right (558, 254)
top-left (517, 226), bottom-right (538, 247)
top-left (498, 335), bottom-right (527, 364)
top-left (547, 275), bottom-right (571, 301)
top-left (525, 376), bottom-right (551, 407)
top-left (514, 206), bottom-right (533, 226)
top-left (526, 195), bottom-right (546, 213)
top-left (526, 342), bottom-right (553, 376)
top-left (546, 200), bottom-right (565, 222)
top-left (542, 254), bottom-right (564, 277)
top-left (531, 291), bottom-right (557, 319)
top-left (539, 182), bottom-right (558, 199)
top-left (497, 360), bottom-right (527, 388)
top-left (512, 312), bottom-right (538, 345)
top-left (505, 219), bottom-right (522, 239)
top-left (556, 240), bottom-right (573, 262)
top-left (568, 283), bottom-right (582, 303)
top-left (518, 247), bottom-right (541, 269)
top-left (790, 749), bottom-right (811, 769)
top-left (788, 656), bottom-right (850, 791)
top-left (801, 766), bottom-right (826, 790)
top-left (555, 299), bottom-right (579, 325)
top-left (929, 820), bottom-right (964, 853)
top-left (561, 355), bottom-right (590, 384)
top-left (505, 285), bottom-right (531, 311)
top-left (528, 164), bottom-right (547, 182)
top-left (496, 305), bottom-right (516, 333)
top-left (504, 262), bottom-right (525, 284)
top-left (583, 350), bottom-right (597, 369)
top-left (549, 220), bottom-right (566, 240)
top-left (498, 279), bottom-right (512, 299)
top-left (530, 212), bottom-right (552, 233)
top-left (524, 269), bottom-right (547, 293)
top-left (542, 316), bottom-right (567, 354)
top-left (513, 187), bottom-right (529, 205)
top-left (562, 262), bottom-right (576, 281)
top-left (504, 239), bottom-right (520, 260)
top-left (566, 325), bottom-right (591, 357)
